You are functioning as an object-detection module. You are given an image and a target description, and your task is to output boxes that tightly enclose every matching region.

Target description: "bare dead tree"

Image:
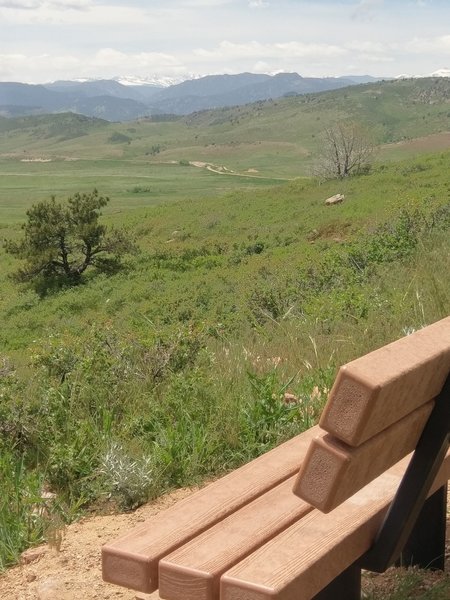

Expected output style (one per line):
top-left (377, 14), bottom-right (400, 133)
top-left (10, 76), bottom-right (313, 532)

top-left (313, 121), bottom-right (375, 180)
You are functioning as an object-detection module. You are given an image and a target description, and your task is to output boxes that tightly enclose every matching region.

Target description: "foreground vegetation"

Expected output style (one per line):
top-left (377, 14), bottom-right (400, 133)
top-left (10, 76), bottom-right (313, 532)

top-left (1, 149), bottom-right (449, 572)
top-left (0, 80), bottom-right (449, 599)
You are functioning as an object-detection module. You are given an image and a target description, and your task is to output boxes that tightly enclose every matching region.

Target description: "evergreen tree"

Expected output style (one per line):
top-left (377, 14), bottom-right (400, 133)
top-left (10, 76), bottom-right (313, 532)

top-left (5, 190), bottom-right (135, 287)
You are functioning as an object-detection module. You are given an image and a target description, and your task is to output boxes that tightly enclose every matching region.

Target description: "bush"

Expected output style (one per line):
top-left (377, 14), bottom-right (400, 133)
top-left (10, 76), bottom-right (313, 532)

top-left (108, 132), bottom-right (131, 144)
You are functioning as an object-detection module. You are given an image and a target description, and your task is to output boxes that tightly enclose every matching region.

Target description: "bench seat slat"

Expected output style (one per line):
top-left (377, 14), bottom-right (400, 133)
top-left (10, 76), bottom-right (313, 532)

top-left (220, 450), bottom-right (450, 600)
top-left (102, 425), bottom-right (322, 593)
top-left (158, 476), bottom-right (311, 600)
top-left (293, 401), bottom-right (434, 512)
top-left (320, 316), bottom-right (450, 446)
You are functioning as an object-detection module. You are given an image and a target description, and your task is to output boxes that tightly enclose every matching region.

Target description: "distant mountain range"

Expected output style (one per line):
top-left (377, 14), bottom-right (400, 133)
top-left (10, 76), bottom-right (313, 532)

top-left (0, 72), bottom-right (383, 122)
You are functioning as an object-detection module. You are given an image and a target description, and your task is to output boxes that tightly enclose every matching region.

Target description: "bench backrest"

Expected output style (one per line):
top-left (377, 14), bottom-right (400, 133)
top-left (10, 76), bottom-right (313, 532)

top-left (294, 316), bottom-right (450, 513)
top-left (102, 316), bottom-right (450, 599)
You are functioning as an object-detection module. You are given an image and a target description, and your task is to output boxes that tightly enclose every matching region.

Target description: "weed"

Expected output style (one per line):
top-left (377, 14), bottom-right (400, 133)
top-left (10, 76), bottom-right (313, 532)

top-left (129, 185), bottom-right (152, 194)
top-left (100, 442), bottom-right (155, 509)
top-left (0, 450), bottom-right (45, 569)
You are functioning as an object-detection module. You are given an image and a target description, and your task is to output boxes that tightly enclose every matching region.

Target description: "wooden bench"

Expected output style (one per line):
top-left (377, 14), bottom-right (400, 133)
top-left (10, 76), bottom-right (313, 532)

top-left (102, 316), bottom-right (450, 600)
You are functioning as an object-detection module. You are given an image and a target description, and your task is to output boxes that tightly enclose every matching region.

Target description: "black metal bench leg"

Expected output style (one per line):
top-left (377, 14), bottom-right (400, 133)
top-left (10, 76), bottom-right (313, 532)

top-left (396, 484), bottom-right (448, 571)
top-left (312, 561), bottom-right (361, 600)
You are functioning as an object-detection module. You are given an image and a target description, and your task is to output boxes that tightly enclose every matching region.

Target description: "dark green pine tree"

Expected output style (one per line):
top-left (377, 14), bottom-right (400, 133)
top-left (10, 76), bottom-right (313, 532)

top-left (5, 189), bottom-right (136, 287)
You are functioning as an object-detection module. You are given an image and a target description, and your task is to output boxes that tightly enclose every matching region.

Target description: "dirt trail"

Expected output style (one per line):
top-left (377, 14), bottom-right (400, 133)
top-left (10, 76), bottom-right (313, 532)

top-left (188, 160), bottom-right (290, 180)
top-left (0, 488), bottom-right (194, 600)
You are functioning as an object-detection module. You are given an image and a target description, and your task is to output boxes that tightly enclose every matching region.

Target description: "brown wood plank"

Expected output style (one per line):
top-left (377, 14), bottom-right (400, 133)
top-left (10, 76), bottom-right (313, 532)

top-left (158, 477), bottom-right (312, 600)
top-left (102, 425), bottom-right (322, 593)
top-left (293, 401), bottom-right (434, 512)
top-left (319, 316), bottom-right (450, 446)
top-left (220, 451), bottom-right (450, 600)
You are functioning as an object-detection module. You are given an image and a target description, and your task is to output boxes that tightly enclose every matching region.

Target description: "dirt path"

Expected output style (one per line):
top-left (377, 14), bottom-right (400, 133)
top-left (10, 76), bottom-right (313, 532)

top-left (0, 488), bottom-right (195, 600)
top-left (188, 160), bottom-right (291, 181)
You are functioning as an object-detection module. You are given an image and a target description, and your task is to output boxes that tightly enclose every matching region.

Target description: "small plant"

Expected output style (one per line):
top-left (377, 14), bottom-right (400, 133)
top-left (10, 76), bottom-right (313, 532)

top-left (0, 450), bottom-right (46, 569)
top-left (243, 369), bottom-right (300, 450)
top-left (100, 442), bottom-right (155, 509)
top-left (129, 185), bottom-right (152, 194)
top-left (248, 282), bottom-right (295, 324)
top-left (149, 144), bottom-right (161, 155)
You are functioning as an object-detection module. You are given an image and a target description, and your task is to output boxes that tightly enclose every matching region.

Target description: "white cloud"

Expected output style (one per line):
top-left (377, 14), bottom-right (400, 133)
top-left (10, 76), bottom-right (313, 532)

top-left (0, 0), bottom-right (90, 9)
top-left (252, 60), bottom-right (272, 73)
top-left (352, 0), bottom-right (384, 21)
top-left (0, 48), bottom-right (187, 82)
top-left (49, 0), bottom-right (90, 9)
top-left (345, 40), bottom-right (387, 53)
top-left (344, 39), bottom-right (394, 63)
top-left (0, 51), bottom-right (80, 81)
top-left (248, 0), bottom-right (268, 7)
top-left (0, 2), bottom-right (150, 25)
top-left (92, 48), bottom-right (182, 71)
top-left (0, 0), bottom-right (40, 7)
top-left (177, 0), bottom-right (234, 5)
top-left (356, 52), bottom-right (393, 63)
top-left (1, 0), bottom-right (450, 82)
top-left (194, 40), bottom-right (348, 61)
top-left (406, 35), bottom-right (450, 54)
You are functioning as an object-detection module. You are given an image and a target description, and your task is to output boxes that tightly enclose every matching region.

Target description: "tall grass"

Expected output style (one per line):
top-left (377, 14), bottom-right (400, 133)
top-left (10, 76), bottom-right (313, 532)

top-left (0, 450), bottom-right (45, 569)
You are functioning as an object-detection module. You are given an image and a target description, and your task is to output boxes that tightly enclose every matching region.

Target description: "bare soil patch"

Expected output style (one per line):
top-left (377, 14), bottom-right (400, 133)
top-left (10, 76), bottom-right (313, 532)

top-left (382, 131), bottom-right (450, 153)
top-left (0, 488), bottom-right (195, 600)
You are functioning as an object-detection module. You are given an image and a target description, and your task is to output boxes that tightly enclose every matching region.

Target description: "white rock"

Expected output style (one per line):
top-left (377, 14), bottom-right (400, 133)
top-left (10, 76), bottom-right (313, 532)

top-left (325, 193), bottom-right (345, 205)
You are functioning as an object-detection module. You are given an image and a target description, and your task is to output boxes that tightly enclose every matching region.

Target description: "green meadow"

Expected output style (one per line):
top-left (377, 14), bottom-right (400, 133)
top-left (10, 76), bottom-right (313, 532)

top-left (0, 158), bottom-right (283, 224)
top-left (0, 78), bottom-right (449, 600)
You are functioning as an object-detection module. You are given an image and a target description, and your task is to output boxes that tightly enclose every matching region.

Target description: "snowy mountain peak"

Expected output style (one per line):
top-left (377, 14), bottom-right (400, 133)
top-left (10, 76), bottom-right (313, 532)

top-left (396, 68), bottom-right (450, 80)
top-left (113, 75), bottom-right (196, 88)
top-left (430, 68), bottom-right (450, 78)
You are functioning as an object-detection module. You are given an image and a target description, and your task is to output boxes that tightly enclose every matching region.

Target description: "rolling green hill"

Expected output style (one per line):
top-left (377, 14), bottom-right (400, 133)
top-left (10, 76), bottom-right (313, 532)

top-left (0, 77), bottom-right (449, 170)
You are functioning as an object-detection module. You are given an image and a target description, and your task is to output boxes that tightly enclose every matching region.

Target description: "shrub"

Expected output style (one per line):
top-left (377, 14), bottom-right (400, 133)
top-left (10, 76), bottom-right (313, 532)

top-left (100, 442), bottom-right (155, 509)
top-left (108, 132), bottom-right (131, 144)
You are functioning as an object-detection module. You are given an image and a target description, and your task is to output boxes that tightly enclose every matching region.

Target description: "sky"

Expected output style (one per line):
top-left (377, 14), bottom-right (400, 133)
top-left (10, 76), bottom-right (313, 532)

top-left (0, 0), bottom-right (449, 84)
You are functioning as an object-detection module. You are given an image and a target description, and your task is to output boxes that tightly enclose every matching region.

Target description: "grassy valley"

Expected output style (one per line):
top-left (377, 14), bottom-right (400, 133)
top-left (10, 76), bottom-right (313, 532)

top-left (0, 78), bottom-right (449, 221)
top-left (0, 78), bottom-right (449, 599)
